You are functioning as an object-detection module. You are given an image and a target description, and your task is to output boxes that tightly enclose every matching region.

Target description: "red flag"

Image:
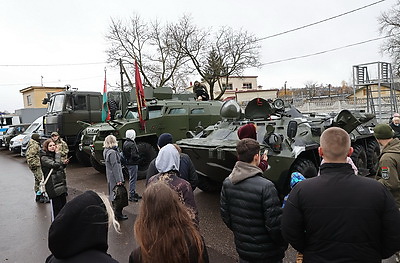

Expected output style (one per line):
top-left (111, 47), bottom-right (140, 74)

top-left (135, 60), bottom-right (146, 130)
top-left (102, 69), bottom-right (110, 122)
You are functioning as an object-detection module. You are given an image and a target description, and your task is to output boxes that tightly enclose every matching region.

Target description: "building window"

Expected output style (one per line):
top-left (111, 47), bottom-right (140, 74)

top-left (242, 83), bottom-right (252, 89)
top-left (27, 95), bottom-right (32, 106)
top-left (223, 83), bottom-right (233, 90)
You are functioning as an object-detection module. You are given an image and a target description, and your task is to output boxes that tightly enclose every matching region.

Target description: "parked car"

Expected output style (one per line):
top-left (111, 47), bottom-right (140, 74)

top-left (9, 116), bottom-right (43, 154)
top-left (2, 123), bottom-right (31, 148)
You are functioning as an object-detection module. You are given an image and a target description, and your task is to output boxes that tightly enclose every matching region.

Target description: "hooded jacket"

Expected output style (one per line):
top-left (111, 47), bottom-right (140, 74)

top-left (376, 137), bottom-right (400, 208)
top-left (123, 130), bottom-right (140, 165)
top-left (220, 161), bottom-right (287, 262)
top-left (282, 163), bottom-right (400, 262)
top-left (45, 191), bottom-right (118, 263)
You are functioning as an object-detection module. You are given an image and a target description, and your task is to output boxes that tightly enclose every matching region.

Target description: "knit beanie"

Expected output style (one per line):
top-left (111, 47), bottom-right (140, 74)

top-left (374, 124), bottom-right (394, 139)
top-left (237, 123), bottom-right (257, 140)
top-left (157, 133), bottom-right (173, 148)
top-left (125, 129), bottom-right (136, 140)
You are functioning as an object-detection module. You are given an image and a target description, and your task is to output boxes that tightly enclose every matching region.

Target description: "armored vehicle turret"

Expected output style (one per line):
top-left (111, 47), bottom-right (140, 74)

top-left (177, 98), bottom-right (380, 196)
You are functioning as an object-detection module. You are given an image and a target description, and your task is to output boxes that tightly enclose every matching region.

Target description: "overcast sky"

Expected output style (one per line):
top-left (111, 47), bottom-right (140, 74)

top-left (0, 0), bottom-right (396, 112)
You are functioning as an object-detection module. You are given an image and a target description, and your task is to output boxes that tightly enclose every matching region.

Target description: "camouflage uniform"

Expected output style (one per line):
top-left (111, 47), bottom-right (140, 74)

top-left (54, 138), bottom-right (69, 163)
top-left (376, 137), bottom-right (400, 208)
top-left (26, 138), bottom-right (43, 193)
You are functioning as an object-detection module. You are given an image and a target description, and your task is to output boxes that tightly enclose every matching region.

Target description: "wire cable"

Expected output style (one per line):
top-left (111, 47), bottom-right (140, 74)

top-left (256, 0), bottom-right (386, 42)
top-left (260, 35), bottom-right (392, 66)
top-left (0, 62), bottom-right (105, 67)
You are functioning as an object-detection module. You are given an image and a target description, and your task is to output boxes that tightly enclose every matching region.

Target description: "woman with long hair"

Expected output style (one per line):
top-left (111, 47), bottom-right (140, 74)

top-left (41, 138), bottom-right (68, 219)
top-left (130, 182), bottom-right (209, 263)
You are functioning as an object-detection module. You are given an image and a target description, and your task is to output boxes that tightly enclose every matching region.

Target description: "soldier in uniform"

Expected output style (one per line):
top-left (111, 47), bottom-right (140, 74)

top-left (26, 133), bottom-right (46, 202)
top-left (51, 132), bottom-right (69, 164)
top-left (374, 123), bottom-right (400, 208)
top-left (373, 123), bottom-right (400, 262)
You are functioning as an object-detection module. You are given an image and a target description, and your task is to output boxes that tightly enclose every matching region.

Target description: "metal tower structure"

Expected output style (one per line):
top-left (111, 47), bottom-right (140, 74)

top-left (352, 61), bottom-right (397, 121)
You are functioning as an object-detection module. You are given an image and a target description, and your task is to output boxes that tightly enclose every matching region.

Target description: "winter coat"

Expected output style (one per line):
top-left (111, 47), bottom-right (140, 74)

top-left (146, 153), bottom-right (198, 190)
top-left (390, 122), bottom-right (400, 138)
top-left (282, 163), bottom-right (400, 262)
top-left (45, 191), bottom-right (118, 263)
top-left (148, 171), bottom-right (199, 225)
top-left (376, 137), bottom-right (400, 208)
top-left (41, 151), bottom-right (67, 199)
top-left (103, 147), bottom-right (124, 202)
top-left (220, 161), bottom-right (287, 262)
top-left (26, 139), bottom-right (41, 169)
top-left (122, 138), bottom-right (140, 165)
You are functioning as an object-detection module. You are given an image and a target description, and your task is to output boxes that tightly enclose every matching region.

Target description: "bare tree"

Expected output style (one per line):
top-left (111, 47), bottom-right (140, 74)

top-left (379, 1), bottom-right (400, 77)
top-left (170, 16), bottom-right (261, 99)
top-left (105, 15), bottom-right (191, 89)
top-left (304, 81), bottom-right (318, 98)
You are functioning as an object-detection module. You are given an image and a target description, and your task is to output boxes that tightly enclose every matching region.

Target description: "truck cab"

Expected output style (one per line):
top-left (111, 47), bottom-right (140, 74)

top-left (42, 89), bottom-right (102, 163)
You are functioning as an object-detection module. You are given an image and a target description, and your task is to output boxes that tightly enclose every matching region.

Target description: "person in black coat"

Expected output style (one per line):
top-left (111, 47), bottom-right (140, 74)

top-left (282, 127), bottom-right (400, 262)
top-left (41, 139), bottom-right (68, 219)
top-left (122, 129), bottom-right (141, 202)
top-left (220, 138), bottom-right (287, 263)
top-left (146, 133), bottom-right (198, 190)
top-left (46, 191), bottom-right (120, 263)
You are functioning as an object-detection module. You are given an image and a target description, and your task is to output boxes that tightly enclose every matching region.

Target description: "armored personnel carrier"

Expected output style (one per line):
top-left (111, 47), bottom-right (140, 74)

top-left (81, 99), bottom-right (223, 178)
top-left (177, 98), bottom-right (380, 196)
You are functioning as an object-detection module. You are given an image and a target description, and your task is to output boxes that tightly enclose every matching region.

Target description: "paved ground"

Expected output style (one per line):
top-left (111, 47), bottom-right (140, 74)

top-left (0, 149), bottom-right (397, 262)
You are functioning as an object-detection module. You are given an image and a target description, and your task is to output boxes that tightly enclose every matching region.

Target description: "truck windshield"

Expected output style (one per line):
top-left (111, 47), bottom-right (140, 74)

top-left (47, 95), bottom-right (65, 113)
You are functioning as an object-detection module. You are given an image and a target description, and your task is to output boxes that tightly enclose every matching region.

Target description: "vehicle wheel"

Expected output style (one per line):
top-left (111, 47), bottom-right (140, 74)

top-left (366, 139), bottom-right (380, 176)
top-left (75, 147), bottom-right (92, 166)
top-left (351, 144), bottom-right (367, 172)
top-left (197, 174), bottom-right (222, 193)
top-left (137, 142), bottom-right (157, 180)
top-left (290, 158), bottom-right (318, 179)
top-left (90, 156), bottom-right (106, 174)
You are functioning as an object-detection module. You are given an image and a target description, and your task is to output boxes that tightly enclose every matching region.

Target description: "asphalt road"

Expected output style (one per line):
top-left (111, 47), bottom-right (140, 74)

top-left (0, 150), bottom-right (397, 262)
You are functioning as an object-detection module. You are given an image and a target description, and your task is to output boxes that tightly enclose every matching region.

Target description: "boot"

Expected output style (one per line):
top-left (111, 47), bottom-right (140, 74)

top-left (35, 194), bottom-right (41, 202)
top-left (39, 193), bottom-right (50, 203)
top-left (133, 192), bottom-right (142, 201)
top-left (114, 208), bottom-right (128, 221)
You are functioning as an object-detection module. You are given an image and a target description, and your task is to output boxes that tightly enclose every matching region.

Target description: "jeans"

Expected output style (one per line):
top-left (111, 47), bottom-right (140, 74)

top-left (127, 165), bottom-right (138, 198)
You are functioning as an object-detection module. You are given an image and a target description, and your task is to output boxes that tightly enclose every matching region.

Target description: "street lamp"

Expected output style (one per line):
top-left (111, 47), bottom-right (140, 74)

top-left (284, 81), bottom-right (287, 97)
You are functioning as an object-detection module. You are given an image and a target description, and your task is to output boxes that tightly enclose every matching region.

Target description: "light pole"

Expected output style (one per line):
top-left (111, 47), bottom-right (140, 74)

top-left (284, 81), bottom-right (287, 98)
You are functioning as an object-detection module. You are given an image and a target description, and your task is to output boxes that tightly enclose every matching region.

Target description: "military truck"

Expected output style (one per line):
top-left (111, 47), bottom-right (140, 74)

top-left (177, 98), bottom-right (380, 196)
top-left (42, 88), bottom-right (110, 165)
top-left (81, 99), bottom-right (223, 178)
top-left (42, 88), bottom-right (136, 165)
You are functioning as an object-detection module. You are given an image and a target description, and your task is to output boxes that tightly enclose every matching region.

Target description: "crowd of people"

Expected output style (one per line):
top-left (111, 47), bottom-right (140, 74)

top-left (26, 110), bottom-right (400, 262)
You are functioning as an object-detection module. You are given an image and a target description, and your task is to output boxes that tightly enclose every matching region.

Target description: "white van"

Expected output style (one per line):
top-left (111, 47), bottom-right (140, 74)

top-left (9, 116), bottom-right (43, 154)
